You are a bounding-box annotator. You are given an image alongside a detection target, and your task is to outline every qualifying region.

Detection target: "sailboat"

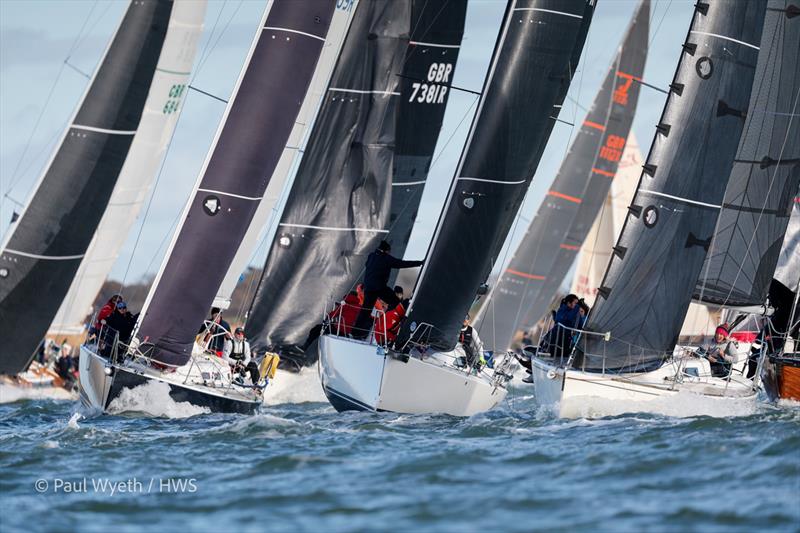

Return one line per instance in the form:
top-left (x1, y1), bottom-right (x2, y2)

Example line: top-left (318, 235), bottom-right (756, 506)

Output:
top-left (79, 0), bottom-right (339, 414)
top-left (530, 0), bottom-right (772, 417)
top-left (242, 0), bottom-right (469, 370)
top-left (475, 0), bottom-right (649, 354)
top-left (0, 0), bottom-right (178, 376)
top-left (49, 1), bottom-right (207, 338)
top-left (319, 0), bottom-right (597, 416)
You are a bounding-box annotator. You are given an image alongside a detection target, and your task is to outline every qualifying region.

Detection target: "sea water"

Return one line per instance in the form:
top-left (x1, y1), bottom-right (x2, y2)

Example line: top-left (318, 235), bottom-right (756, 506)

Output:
top-left (1, 372), bottom-right (798, 532)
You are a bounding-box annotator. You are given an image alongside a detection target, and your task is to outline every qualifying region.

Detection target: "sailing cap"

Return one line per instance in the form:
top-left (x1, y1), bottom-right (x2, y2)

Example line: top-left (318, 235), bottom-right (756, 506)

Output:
top-left (116, 301), bottom-right (127, 309)
top-left (715, 323), bottom-right (729, 336)
top-left (234, 327), bottom-right (245, 335)
top-left (378, 240), bottom-right (391, 252)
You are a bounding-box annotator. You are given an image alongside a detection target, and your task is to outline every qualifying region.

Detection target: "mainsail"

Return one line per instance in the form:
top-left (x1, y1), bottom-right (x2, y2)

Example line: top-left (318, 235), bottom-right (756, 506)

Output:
top-left (694, 0), bottom-right (800, 308)
top-left (50, 0), bottom-right (207, 335)
top-left (581, 0), bottom-right (768, 372)
top-left (245, 0), bottom-right (468, 354)
top-left (474, 0), bottom-right (647, 352)
top-left (398, 0), bottom-right (596, 352)
top-left (0, 0), bottom-right (174, 375)
top-left (213, 1), bottom-right (359, 310)
top-left (136, 0), bottom-right (336, 366)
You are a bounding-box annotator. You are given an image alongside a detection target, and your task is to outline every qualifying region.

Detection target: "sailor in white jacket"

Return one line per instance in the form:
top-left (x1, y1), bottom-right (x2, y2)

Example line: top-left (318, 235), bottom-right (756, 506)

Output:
top-left (223, 327), bottom-right (260, 384)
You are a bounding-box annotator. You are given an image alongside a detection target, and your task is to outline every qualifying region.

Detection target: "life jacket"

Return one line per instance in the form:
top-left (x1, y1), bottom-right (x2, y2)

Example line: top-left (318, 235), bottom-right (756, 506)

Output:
top-left (374, 302), bottom-right (406, 345)
top-left (229, 340), bottom-right (248, 361)
top-left (329, 293), bottom-right (362, 335)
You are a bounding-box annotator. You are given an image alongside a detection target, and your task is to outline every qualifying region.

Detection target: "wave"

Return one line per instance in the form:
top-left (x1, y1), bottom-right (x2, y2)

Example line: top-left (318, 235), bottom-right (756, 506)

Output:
top-left (106, 380), bottom-right (211, 418)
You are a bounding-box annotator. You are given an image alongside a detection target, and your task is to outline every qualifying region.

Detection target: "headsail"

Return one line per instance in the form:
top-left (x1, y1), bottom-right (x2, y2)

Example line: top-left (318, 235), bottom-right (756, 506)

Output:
top-left (245, 0), bottom-right (468, 354)
top-left (136, 0), bottom-right (336, 366)
top-left (474, 0), bottom-right (647, 352)
top-left (0, 0), bottom-right (174, 375)
top-left (694, 0), bottom-right (800, 308)
top-left (581, 0), bottom-right (768, 372)
top-left (49, 0), bottom-right (207, 335)
top-left (775, 197), bottom-right (800, 290)
top-left (398, 0), bottom-right (596, 352)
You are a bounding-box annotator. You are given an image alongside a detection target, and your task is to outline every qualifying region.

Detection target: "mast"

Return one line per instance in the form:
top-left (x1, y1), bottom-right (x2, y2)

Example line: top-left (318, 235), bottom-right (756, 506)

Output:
top-left (694, 0), bottom-right (800, 308)
top-left (475, 0), bottom-right (649, 352)
top-left (50, 0), bottom-right (208, 335)
top-left (136, 0), bottom-right (337, 366)
top-left (213, 0), bottom-right (359, 310)
top-left (397, 0), bottom-right (596, 352)
top-left (581, 0), bottom-right (768, 373)
top-left (244, 0), bottom-right (468, 355)
top-left (0, 0), bottom-right (174, 375)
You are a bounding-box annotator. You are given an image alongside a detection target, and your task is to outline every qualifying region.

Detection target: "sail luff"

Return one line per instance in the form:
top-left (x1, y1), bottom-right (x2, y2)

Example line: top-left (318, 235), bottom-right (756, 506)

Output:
top-left (244, 0), bottom-right (469, 356)
top-left (472, 0), bottom-right (648, 352)
top-left (694, 0), bottom-right (800, 308)
top-left (398, 0), bottom-right (596, 352)
top-left (581, 0), bottom-right (768, 373)
top-left (49, 0), bottom-right (208, 335)
top-left (136, 0), bottom-right (337, 366)
top-left (0, 0), bottom-right (174, 374)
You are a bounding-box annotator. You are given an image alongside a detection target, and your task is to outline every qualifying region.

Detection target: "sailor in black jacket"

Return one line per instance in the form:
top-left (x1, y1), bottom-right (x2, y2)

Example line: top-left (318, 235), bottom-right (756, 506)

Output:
top-left (352, 241), bottom-right (423, 339)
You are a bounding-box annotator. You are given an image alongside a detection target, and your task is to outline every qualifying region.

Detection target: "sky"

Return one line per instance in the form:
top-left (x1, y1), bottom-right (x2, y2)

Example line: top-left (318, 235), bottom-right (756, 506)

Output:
top-left (0, 0), bottom-right (697, 289)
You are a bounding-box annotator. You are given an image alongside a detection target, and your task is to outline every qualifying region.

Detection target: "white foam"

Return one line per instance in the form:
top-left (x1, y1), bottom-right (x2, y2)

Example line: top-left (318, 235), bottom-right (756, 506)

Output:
top-left (67, 412), bottom-right (83, 429)
top-left (0, 383), bottom-right (76, 403)
top-left (262, 367), bottom-right (327, 406)
top-left (42, 440), bottom-right (60, 449)
top-left (107, 380), bottom-right (210, 418)
top-left (558, 390), bottom-right (761, 419)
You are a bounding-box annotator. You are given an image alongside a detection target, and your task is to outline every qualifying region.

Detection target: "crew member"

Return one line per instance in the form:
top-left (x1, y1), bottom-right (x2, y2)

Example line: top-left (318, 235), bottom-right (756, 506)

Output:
top-left (223, 327), bottom-right (260, 385)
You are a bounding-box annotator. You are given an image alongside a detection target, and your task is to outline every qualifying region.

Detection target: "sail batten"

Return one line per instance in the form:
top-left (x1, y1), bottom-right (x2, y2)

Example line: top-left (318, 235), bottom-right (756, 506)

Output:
top-left (398, 0), bottom-right (596, 352)
top-left (0, 0), bottom-right (175, 374)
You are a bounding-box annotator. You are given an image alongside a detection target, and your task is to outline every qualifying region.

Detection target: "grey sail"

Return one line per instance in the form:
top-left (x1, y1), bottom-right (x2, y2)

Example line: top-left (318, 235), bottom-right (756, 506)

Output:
top-left (580, 0), bottom-right (768, 373)
top-left (477, 0), bottom-right (649, 351)
top-left (245, 0), bottom-right (468, 356)
top-left (398, 0), bottom-right (596, 352)
top-left (137, 0), bottom-right (336, 366)
top-left (774, 197), bottom-right (800, 290)
top-left (0, 0), bottom-right (173, 375)
top-left (694, 0), bottom-right (800, 308)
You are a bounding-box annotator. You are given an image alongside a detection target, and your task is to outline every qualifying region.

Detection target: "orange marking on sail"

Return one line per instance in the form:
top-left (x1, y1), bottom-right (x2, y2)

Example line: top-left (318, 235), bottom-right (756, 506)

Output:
top-left (616, 71), bottom-right (642, 81)
top-left (506, 268), bottom-right (545, 281)
top-left (592, 167), bottom-right (615, 177)
top-left (583, 120), bottom-right (606, 131)
top-left (547, 190), bottom-right (582, 204)
top-left (560, 244), bottom-right (580, 251)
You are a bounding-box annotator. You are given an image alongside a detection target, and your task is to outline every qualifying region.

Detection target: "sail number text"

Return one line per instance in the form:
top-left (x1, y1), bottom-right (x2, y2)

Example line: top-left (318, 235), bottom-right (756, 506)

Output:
top-left (408, 62), bottom-right (453, 104)
top-left (163, 84), bottom-right (186, 115)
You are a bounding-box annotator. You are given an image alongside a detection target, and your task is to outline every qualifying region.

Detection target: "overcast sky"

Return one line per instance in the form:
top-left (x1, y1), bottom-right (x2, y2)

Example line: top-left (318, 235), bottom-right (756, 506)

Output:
top-left (0, 0), bottom-right (696, 288)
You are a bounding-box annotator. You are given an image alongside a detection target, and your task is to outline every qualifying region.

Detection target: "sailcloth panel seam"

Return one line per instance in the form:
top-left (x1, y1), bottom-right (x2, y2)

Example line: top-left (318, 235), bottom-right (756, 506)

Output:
top-left (71, 125), bottom-right (137, 135)
top-left (513, 7), bottom-right (583, 19)
top-left (328, 88), bottom-right (401, 96)
top-left (392, 180), bottom-right (426, 186)
top-left (457, 177), bottom-right (527, 185)
top-left (4, 250), bottom-right (85, 260)
top-left (409, 41), bottom-right (460, 48)
top-left (196, 188), bottom-right (261, 201)
top-left (278, 223), bottom-right (389, 233)
top-left (261, 26), bottom-right (326, 41)
top-left (641, 190), bottom-right (722, 209)
top-left (689, 30), bottom-right (760, 50)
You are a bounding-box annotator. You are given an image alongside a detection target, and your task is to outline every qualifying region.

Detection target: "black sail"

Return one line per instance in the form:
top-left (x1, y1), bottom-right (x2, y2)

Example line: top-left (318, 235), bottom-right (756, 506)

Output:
top-left (0, 0), bottom-right (173, 375)
top-left (694, 0), bottom-right (800, 308)
top-left (580, 0), bottom-right (768, 373)
top-left (398, 0), bottom-right (596, 352)
top-left (246, 0), bottom-right (468, 354)
top-left (477, 0), bottom-right (649, 351)
top-left (137, 0), bottom-right (336, 366)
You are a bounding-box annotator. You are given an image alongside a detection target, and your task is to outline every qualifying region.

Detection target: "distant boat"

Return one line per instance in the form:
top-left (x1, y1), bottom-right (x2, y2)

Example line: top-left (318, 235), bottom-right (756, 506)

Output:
top-left (530, 0), bottom-right (771, 417)
top-left (319, 0), bottom-right (597, 416)
top-left (48, 1), bottom-right (207, 338)
top-left (79, 0), bottom-right (339, 414)
top-left (474, 0), bottom-right (649, 353)
top-left (242, 0), bottom-right (469, 370)
top-left (0, 0), bottom-right (178, 376)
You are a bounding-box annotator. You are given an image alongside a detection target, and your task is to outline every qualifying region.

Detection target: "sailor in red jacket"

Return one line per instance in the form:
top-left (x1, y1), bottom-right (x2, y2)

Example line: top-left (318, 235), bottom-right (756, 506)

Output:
top-left (373, 299), bottom-right (407, 345)
top-left (330, 284), bottom-right (364, 336)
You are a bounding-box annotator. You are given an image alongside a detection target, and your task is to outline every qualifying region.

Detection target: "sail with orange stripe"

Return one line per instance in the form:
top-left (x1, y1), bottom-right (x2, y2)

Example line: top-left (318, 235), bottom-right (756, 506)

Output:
top-left (475, 0), bottom-right (649, 351)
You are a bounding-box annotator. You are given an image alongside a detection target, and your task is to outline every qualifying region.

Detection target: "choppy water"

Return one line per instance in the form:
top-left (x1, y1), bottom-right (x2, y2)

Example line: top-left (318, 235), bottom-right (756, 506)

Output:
top-left (1, 372), bottom-right (798, 533)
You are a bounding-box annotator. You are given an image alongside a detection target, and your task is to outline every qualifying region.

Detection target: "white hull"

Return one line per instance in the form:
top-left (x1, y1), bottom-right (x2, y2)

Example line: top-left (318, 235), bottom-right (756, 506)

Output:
top-left (531, 356), bottom-right (757, 418)
top-left (318, 335), bottom-right (508, 416)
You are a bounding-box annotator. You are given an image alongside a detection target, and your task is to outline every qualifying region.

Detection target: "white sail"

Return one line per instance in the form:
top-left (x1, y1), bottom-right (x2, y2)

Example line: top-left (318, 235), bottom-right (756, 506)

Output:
top-left (49, 0), bottom-right (207, 334)
top-left (571, 134), bottom-right (642, 305)
top-left (212, 0), bottom-right (359, 309)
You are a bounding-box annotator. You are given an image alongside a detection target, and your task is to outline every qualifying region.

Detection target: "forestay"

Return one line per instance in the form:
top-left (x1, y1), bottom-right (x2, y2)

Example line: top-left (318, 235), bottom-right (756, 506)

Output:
top-left (695, 0), bottom-right (800, 308)
top-left (398, 0), bottom-right (596, 352)
top-left (137, 0), bottom-right (336, 367)
top-left (474, 0), bottom-right (647, 352)
top-left (245, 0), bottom-right (468, 355)
top-left (581, 0), bottom-right (768, 373)
top-left (0, 0), bottom-right (174, 375)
